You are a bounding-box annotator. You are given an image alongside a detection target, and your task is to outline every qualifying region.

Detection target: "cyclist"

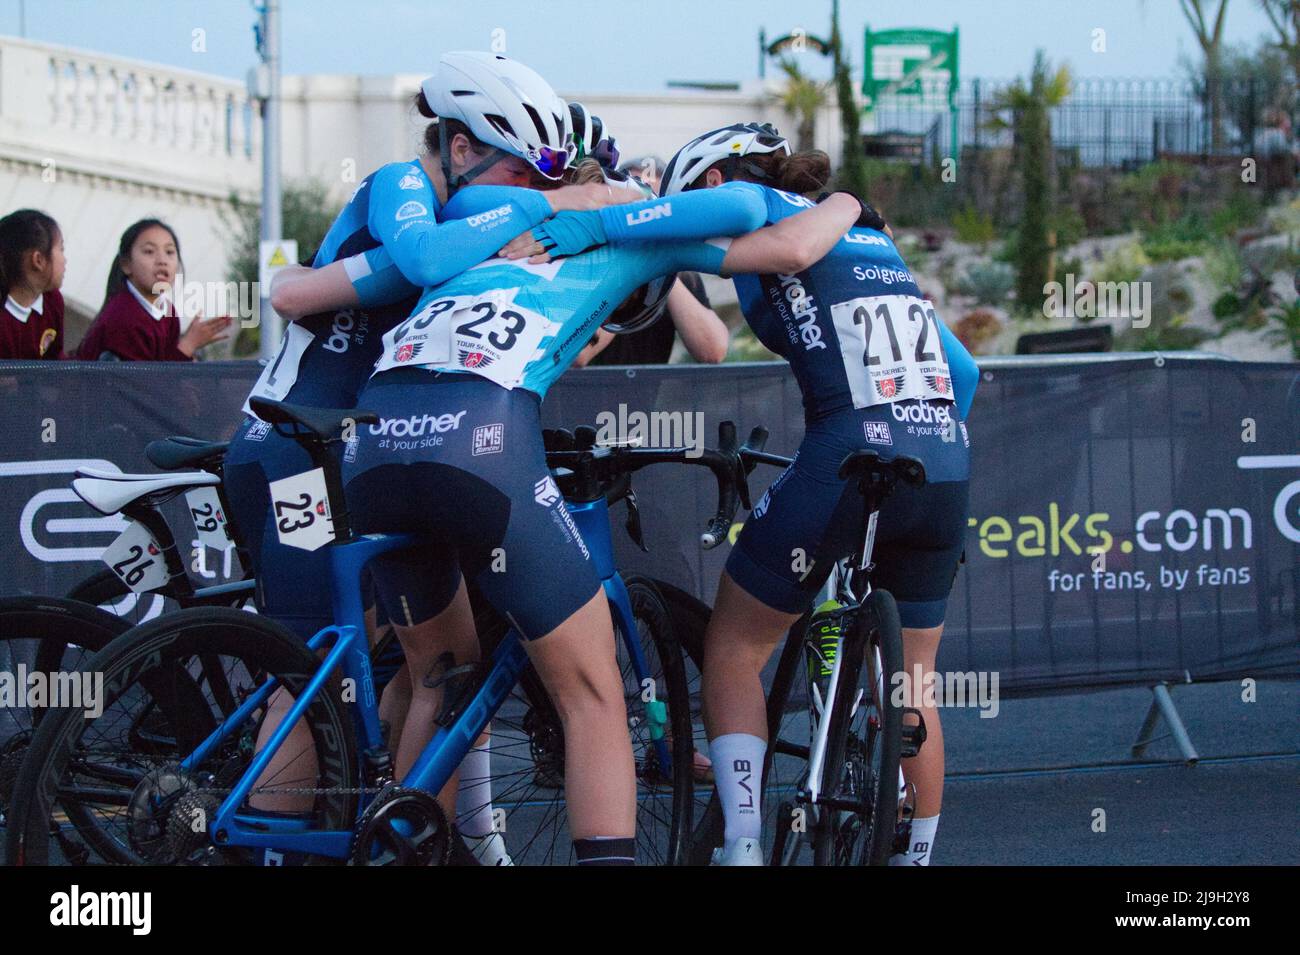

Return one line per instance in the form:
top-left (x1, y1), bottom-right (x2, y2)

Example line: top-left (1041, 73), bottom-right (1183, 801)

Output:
top-left (279, 157), bottom-right (867, 864)
top-left (501, 123), bottom-right (979, 865)
top-left (224, 51), bottom-right (613, 863)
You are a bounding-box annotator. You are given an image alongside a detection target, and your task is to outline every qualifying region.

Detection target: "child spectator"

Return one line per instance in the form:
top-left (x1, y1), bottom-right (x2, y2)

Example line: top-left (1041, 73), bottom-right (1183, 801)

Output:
top-left (77, 218), bottom-right (230, 360)
top-left (0, 209), bottom-right (66, 360)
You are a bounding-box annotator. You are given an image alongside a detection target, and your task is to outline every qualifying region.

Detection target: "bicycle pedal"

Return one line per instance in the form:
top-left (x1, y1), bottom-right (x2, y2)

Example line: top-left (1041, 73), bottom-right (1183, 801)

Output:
top-left (891, 814), bottom-right (914, 857)
top-left (900, 707), bottom-right (928, 758)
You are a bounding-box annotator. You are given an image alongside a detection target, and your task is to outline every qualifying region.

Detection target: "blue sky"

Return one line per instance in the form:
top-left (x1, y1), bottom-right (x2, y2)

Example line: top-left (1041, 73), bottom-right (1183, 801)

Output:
top-left (1, 0), bottom-right (1281, 90)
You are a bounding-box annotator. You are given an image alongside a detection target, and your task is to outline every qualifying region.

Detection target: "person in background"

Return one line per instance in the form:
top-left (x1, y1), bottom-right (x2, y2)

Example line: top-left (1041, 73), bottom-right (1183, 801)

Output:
top-left (76, 218), bottom-right (230, 361)
top-left (0, 209), bottom-right (66, 360)
top-left (577, 271), bottom-right (728, 365)
top-left (574, 155), bottom-right (729, 366)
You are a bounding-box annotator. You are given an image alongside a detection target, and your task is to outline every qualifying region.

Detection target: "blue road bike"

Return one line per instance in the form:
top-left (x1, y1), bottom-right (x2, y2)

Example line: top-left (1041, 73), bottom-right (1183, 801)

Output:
top-left (6, 399), bottom-right (753, 866)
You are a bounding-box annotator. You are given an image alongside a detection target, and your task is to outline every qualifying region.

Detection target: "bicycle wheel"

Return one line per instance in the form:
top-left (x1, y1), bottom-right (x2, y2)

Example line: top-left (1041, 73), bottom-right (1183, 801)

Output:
top-left (455, 575), bottom-right (693, 865)
top-left (5, 607), bottom-right (358, 866)
top-left (812, 589), bottom-right (904, 867)
top-left (0, 597), bottom-right (129, 827)
top-left (65, 568), bottom-right (175, 625)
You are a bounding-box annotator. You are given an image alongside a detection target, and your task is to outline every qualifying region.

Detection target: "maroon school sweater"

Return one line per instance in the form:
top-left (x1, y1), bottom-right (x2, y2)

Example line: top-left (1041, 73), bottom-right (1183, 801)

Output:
top-left (0, 288), bottom-right (65, 360)
top-left (77, 286), bottom-right (192, 361)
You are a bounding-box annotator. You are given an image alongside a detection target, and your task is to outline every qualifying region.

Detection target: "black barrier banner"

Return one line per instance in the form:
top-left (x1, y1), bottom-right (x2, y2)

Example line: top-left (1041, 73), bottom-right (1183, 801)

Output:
top-left (0, 357), bottom-right (1296, 693)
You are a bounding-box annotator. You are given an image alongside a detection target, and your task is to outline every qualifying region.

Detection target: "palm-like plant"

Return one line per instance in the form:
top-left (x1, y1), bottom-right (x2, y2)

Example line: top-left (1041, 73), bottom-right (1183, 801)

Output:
top-left (982, 52), bottom-right (1072, 314)
top-left (775, 57), bottom-right (829, 152)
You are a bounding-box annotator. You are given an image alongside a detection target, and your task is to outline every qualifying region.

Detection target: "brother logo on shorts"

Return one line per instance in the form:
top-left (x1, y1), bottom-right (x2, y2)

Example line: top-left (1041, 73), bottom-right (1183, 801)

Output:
top-left (473, 423), bottom-right (504, 456)
top-left (369, 411), bottom-right (467, 438)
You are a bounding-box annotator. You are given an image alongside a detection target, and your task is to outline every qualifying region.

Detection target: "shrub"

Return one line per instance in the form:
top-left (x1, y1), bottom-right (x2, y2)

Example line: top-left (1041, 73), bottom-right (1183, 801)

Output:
top-left (1212, 292), bottom-right (1244, 319)
top-left (1141, 216), bottom-right (1207, 262)
top-left (952, 206), bottom-right (996, 247)
top-left (1094, 242), bottom-right (1150, 286)
top-left (953, 309), bottom-right (1003, 353)
top-left (956, 261), bottom-right (1015, 305)
top-left (1268, 301), bottom-right (1300, 359)
top-left (1203, 239), bottom-right (1243, 293)
top-left (1209, 192), bottom-right (1265, 238)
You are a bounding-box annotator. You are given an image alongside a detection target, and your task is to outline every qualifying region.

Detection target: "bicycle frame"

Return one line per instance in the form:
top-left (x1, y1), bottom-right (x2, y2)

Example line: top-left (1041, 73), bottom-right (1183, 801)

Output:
top-left (201, 493), bottom-right (669, 860)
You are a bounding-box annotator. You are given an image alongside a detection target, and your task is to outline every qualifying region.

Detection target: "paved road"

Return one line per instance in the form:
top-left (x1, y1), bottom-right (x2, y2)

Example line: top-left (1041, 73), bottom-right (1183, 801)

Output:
top-left (909, 679), bottom-right (1298, 865)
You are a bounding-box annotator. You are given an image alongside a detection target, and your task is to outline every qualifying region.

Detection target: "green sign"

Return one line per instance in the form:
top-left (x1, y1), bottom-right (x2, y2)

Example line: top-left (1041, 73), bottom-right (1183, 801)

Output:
top-left (862, 26), bottom-right (959, 111)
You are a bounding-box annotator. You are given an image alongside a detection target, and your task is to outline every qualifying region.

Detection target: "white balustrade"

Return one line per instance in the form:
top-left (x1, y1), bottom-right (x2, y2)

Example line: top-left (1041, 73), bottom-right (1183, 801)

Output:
top-left (0, 37), bottom-right (258, 196)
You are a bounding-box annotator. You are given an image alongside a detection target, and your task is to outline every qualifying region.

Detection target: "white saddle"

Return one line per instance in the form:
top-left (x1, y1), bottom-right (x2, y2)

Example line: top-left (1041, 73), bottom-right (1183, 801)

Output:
top-left (72, 467), bottom-right (220, 516)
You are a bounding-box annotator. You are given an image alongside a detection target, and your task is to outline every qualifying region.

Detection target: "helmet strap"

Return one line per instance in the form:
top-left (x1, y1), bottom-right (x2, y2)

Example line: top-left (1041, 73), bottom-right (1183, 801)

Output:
top-left (439, 129), bottom-right (507, 196)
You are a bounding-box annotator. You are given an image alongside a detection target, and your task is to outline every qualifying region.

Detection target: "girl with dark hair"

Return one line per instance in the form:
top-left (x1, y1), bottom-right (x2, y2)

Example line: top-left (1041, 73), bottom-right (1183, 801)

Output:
top-left (76, 219), bottom-right (231, 361)
top-left (0, 209), bottom-right (66, 360)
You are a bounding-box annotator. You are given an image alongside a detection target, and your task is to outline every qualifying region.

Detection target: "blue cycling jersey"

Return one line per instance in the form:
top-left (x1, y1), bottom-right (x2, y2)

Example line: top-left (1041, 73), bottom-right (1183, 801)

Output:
top-left (582, 181), bottom-right (979, 421)
top-left (240, 170), bottom-right (554, 417)
top-left (321, 160), bottom-right (553, 305)
top-left (370, 209), bottom-right (726, 399)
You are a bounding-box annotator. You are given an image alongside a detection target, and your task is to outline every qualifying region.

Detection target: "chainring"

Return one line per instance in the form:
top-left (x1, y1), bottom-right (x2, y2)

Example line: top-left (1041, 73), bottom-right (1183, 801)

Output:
top-left (348, 785), bottom-right (451, 866)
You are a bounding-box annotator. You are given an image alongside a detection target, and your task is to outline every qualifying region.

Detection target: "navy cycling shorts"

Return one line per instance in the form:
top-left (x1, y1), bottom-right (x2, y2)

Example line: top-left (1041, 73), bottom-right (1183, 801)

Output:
top-left (342, 369), bottom-right (601, 639)
top-left (223, 417), bottom-right (429, 638)
top-left (726, 398), bottom-right (971, 629)
top-left (223, 417), bottom-right (337, 639)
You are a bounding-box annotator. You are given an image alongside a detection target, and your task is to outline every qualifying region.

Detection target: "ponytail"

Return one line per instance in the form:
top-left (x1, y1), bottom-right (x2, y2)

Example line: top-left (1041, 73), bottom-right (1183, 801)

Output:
top-left (103, 218), bottom-right (182, 309)
top-left (0, 209), bottom-right (60, 301)
top-left (696, 148), bottom-right (832, 195)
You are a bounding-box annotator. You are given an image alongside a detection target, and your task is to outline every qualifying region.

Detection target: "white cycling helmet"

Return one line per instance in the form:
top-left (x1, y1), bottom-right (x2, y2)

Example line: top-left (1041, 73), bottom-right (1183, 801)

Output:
top-left (569, 102), bottom-right (620, 172)
top-left (420, 51), bottom-right (575, 187)
top-left (603, 175), bottom-right (675, 335)
top-left (660, 122), bottom-right (790, 197)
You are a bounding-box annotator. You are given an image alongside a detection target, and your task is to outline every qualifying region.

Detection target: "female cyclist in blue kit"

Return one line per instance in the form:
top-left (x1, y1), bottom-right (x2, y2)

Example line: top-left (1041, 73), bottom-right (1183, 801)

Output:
top-left (222, 52), bottom-right (623, 863)
top-left (504, 123), bottom-right (979, 865)
top-left (274, 146), bottom-right (874, 861)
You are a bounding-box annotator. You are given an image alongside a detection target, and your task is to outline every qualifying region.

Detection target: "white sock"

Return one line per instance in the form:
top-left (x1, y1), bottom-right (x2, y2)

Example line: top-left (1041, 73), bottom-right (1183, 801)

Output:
top-left (889, 813), bottom-right (939, 866)
top-left (710, 733), bottom-right (765, 844)
top-left (456, 736), bottom-right (496, 839)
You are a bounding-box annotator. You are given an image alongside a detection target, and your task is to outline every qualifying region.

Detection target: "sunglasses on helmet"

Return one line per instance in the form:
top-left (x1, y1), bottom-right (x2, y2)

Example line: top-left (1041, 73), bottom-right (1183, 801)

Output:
top-left (531, 143), bottom-right (576, 180)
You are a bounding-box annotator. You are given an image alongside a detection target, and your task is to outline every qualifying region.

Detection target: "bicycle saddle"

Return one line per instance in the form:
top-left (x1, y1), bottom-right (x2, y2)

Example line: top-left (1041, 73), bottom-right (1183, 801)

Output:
top-left (837, 450), bottom-right (926, 487)
top-left (72, 468), bottom-right (220, 514)
top-left (249, 398), bottom-right (379, 441)
top-left (145, 436), bottom-right (229, 472)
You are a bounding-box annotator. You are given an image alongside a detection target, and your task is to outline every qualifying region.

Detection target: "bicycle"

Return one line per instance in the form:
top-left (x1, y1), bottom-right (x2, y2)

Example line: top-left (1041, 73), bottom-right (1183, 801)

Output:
top-left (5, 399), bottom-right (747, 866)
top-left (0, 437), bottom-right (253, 828)
top-left (687, 445), bottom-right (930, 866)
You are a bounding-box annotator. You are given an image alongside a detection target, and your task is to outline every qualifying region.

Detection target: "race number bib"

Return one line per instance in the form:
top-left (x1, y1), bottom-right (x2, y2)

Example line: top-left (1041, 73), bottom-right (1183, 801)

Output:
top-left (101, 521), bottom-right (170, 594)
top-left (243, 323), bottom-right (315, 417)
top-left (185, 486), bottom-right (232, 549)
top-left (268, 468), bottom-right (335, 552)
top-left (374, 290), bottom-right (559, 390)
top-left (828, 294), bottom-right (954, 409)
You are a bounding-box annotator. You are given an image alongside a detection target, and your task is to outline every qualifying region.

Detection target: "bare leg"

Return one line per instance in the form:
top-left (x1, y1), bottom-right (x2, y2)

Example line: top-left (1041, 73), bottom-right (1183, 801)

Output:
top-left (389, 578), bottom-right (479, 817)
top-left (523, 589), bottom-right (635, 840)
top-left (899, 624), bottom-right (945, 818)
top-left (701, 572), bottom-right (799, 741)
